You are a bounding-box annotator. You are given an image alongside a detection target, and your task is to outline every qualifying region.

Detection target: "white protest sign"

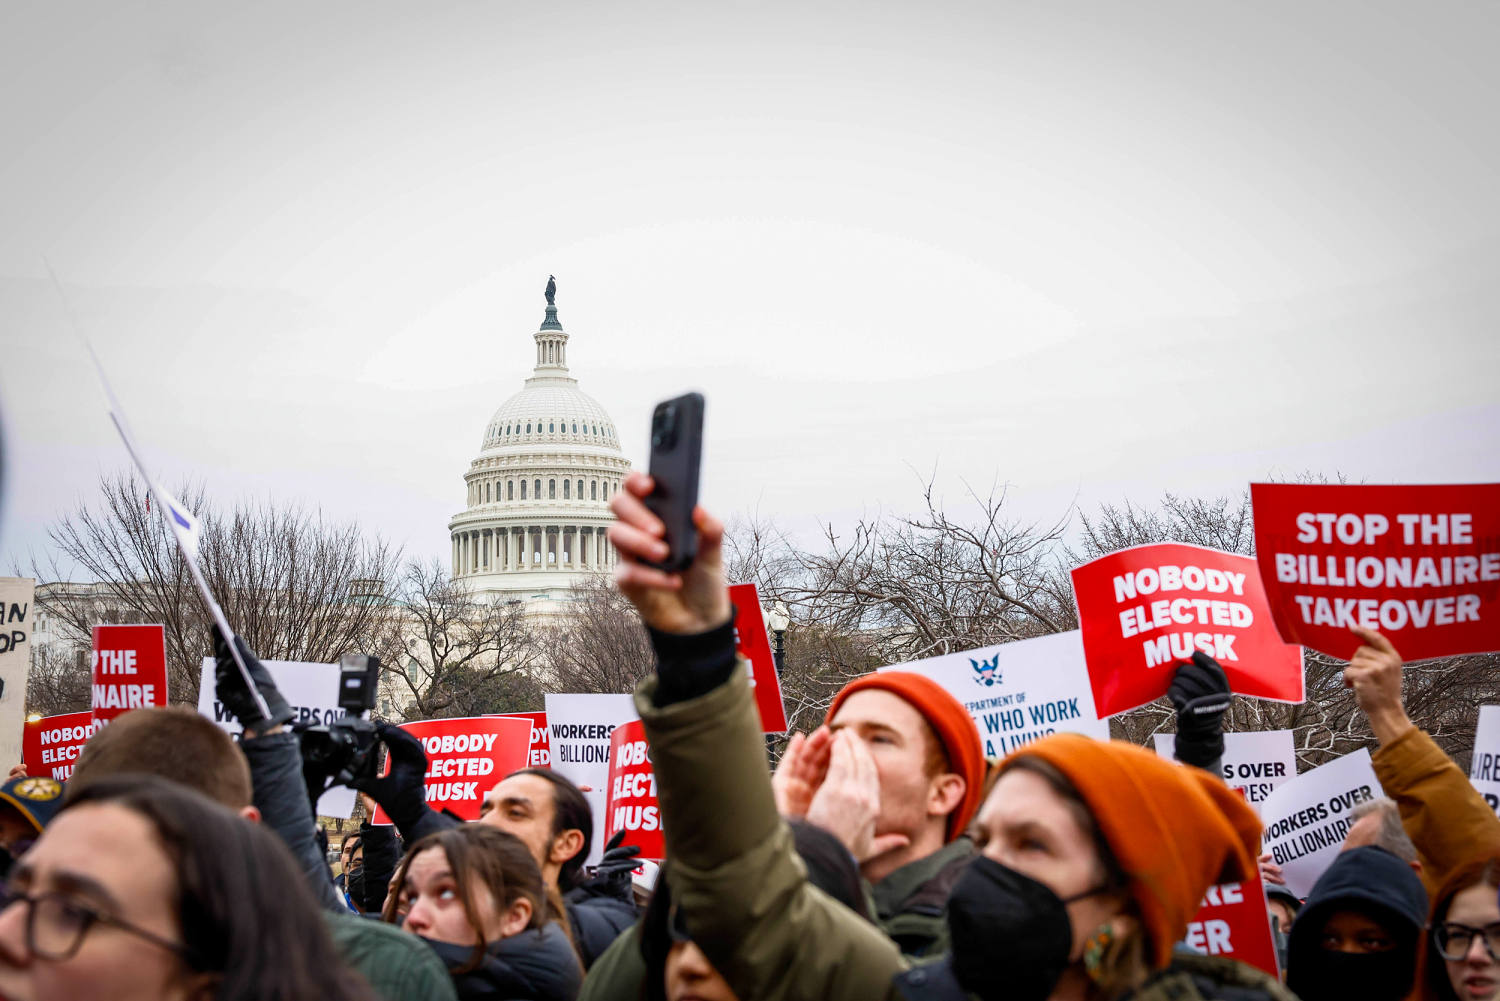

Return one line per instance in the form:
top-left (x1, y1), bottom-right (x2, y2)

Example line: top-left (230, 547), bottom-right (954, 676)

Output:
top-left (1469, 706), bottom-right (1500, 817)
top-left (544, 692), bottom-right (639, 867)
top-left (1259, 747), bottom-right (1380, 898)
top-left (0, 578), bottom-right (35, 769)
top-left (196, 657), bottom-right (359, 818)
top-left (1153, 730), bottom-right (1298, 811)
top-left (879, 631), bottom-right (1110, 756)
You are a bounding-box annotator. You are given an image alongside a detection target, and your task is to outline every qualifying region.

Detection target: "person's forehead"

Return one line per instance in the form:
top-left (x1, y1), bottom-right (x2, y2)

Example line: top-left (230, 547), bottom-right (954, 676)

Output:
top-left (979, 769), bottom-right (1077, 832)
top-left (831, 689), bottom-right (928, 737)
top-left (487, 773), bottom-right (557, 815)
top-left (25, 804), bottom-right (175, 911)
top-left (1447, 882), bottom-right (1500, 924)
top-left (404, 847), bottom-right (453, 885)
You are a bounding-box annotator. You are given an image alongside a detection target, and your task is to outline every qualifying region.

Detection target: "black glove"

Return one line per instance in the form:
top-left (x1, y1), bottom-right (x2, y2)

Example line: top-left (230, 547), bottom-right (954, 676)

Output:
top-left (1168, 652), bottom-right (1231, 770)
top-left (349, 723), bottom-right (432, 838)
top-left (575, 830), bottom-right (641, 901)
top-left (212, 626), bottom-right (294, 733)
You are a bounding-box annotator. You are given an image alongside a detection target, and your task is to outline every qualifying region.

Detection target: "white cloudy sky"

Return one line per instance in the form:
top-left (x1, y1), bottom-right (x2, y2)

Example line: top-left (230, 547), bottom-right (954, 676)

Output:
top-left (2, 0), bottom-right (1496, 576)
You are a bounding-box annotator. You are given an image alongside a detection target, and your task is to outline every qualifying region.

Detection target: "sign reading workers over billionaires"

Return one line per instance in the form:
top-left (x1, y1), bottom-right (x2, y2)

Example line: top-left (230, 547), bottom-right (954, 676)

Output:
top-left (1251, 483), bottom-right (1500, 661)
top-left (879, 631), bottom-right (1110, 757)
top-left (544, 692), bottom-right (639, 867)
top-left (1153, 729), bottom-right (1298, 810)
top-left (1469, 706), bottom-right (1500, 817)
top-left (370, 716), bottom-right (532, 825)
top-left (196, 655), bottom-right (364, 818)
top-left (1072, 543), bottom-right (1304, 717)
top-left (22, 711), bottom-right (100, 782)
top-left (1259, 747), bottom-right (1379, 898)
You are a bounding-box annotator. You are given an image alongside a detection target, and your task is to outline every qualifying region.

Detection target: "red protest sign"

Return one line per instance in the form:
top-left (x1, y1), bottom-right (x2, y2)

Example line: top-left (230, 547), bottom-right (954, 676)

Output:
top-left (496, 712), bottom-right (550, 768)
top-left (1184, 868), bottom-right (1280, 978)
top-left (370, 716), bottom-right (533, 824)
top-left (728, 583), bottom-right (788, 733)
top-left (1251, 483), bottom-right (1500, 661)
top-left (90, 624), bottom-right (168, 725)
top-left (22, 711), bottom-right (100, 782)
top-left (605, 719), bottom-right (663, 860)
top-left (1071, 543), bottom-right (1304, 717)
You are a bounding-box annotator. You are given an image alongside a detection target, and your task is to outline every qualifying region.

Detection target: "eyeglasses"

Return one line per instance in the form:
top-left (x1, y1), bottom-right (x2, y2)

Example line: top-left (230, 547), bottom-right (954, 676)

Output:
top-left (0, 889), bottom-right (200, 966)
top-left (1434, 922), bottom-right (1500, 962)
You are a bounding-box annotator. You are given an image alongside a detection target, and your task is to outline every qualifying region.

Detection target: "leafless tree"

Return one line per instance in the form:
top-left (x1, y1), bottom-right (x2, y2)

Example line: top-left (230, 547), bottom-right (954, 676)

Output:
top-left (794, 479), bottom-right (1068, 666)
top-left (31, 472), bottom-right (400, 707)
top-left (366, 560), bottom-right (544, 720)
top-left (23, 644), bottom-right (93, 717)
top-left (537, 574), bottom-right (655, 695)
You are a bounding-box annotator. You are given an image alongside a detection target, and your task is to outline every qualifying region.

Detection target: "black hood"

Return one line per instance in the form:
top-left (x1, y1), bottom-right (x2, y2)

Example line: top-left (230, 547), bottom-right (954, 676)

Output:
top-left (1286, 846), bottom-right (1429, 1001)
top-left (423, 921), bottom-right (582, 1001)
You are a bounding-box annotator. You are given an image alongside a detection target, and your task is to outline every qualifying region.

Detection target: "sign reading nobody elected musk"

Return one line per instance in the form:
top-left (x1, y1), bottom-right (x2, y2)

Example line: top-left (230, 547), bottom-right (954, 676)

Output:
top-left (1259, 748), bottom-right (1380, 898)
top-left (545, 692), bottom-right (639, 867)
top-left (370, 716), bottom-right (532, 825)
top-left (1470, 706), bottom-right (1500, 816)
top-left (493, 712), bottom-right (550, 767)
top-left (91, 624), bottom-right (168, 723)
top-left (1071, 543), bottom-right (1304, 717)
top-left (1153, 730), bottom-right (1297, 809)
top-left (197, 655), bottom-right (364, 818)
top-left (605, 720), bottom-right (663, 861)
top-left (1251, 482), bottom-right (1500, 661)
top-left (879, 631), bottom-right (1110, 757)
top-left (22, 711), bottom-right (100, 782)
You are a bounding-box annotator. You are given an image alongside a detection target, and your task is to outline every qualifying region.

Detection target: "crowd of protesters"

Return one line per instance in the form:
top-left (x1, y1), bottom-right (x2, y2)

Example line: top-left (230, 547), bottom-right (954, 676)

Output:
top-left (0, 470), bottom-right (1495, 1000)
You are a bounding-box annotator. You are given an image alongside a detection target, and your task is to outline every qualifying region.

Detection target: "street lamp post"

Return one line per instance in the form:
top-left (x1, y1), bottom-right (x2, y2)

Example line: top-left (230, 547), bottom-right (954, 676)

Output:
top-left (766, 601), bottom-right (790, 677)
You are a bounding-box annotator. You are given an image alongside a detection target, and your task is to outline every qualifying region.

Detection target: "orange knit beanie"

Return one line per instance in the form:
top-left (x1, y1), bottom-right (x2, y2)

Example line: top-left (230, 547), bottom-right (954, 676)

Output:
top-left (1004, 733), bottom-right (1260, 969)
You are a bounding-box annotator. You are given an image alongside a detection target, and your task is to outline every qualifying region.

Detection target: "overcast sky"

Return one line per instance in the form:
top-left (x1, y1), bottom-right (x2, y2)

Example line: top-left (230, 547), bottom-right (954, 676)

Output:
top-left (3, 1), bottom-right (1496, 577)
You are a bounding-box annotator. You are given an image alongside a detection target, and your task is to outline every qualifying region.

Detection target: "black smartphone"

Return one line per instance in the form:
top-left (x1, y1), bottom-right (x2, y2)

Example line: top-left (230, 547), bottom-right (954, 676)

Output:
top-left (643, 392), bottom-right (704, 571)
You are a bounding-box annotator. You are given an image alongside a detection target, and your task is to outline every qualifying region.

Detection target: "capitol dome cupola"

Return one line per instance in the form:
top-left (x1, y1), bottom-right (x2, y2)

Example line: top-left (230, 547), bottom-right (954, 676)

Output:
top-left (448, 278), bottom-right (632, 599)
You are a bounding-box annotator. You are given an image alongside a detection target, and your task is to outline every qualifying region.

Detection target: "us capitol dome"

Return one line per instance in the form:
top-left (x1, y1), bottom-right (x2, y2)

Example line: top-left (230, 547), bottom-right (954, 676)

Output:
top-left (448, 279), bottom-right (631, 601)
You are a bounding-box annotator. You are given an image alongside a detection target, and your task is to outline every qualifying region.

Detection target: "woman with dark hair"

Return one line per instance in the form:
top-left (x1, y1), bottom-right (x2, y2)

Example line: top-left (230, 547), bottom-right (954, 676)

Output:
top-left (1423, 857), bottom-right (1500, 1001)
top-left (0, 773), bottom-right (376, 1001)
top-left (386, 825), bottom-right (582, 1001)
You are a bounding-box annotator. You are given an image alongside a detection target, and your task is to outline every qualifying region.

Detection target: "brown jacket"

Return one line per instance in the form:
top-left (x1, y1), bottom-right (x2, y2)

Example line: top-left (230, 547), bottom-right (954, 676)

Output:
top-left (1372, 724), bottom-right (1500, 901)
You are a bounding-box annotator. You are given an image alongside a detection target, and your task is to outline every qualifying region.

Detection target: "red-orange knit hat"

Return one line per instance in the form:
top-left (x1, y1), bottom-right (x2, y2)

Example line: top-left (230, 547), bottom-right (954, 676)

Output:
top-left (826, 672), bottom-right (985, 841)
top-left (1003, 733), bottom-right (1260, 969)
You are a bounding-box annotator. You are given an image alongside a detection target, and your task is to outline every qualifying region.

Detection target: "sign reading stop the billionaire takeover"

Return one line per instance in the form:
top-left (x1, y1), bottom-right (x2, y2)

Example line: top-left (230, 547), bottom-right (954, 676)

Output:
top-left (91, 624), bottom-right (168, 725)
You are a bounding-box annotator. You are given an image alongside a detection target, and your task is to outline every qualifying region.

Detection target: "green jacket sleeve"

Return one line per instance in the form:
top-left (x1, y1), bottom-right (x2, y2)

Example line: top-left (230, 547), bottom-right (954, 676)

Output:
top-left (1372, 724), bottom-right (1500, 900)
top-left (635, 663), bottom-right (906, 1001)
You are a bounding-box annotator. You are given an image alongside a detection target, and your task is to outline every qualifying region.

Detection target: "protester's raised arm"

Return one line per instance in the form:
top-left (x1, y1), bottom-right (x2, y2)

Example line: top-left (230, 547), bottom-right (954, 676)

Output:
top-left (1345, 626), bottom-right (1415, 746)
top-left (1168, 652), bottom-right (1231, 775)
top-left (214, 627), bottom-right (345, 913)
top-left (1349, 627), bottom-right (1500, 894)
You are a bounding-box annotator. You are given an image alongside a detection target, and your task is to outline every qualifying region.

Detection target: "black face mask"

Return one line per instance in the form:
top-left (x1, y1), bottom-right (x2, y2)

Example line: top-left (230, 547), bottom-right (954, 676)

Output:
top-left (345, 867), bottom-right (367, 910)
top-left (947, 857), bottom-right (1108, 1001)
top-left (1288, 947), bottom-right (1415, 1001)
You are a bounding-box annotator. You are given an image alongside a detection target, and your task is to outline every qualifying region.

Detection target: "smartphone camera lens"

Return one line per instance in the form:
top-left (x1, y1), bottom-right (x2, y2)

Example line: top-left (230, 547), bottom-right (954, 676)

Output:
top-left (652, 405), bottom-right (678, 449)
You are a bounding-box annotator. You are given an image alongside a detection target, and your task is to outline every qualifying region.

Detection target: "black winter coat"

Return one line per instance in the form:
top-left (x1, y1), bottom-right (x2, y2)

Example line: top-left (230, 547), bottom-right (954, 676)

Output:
top-left (424, 922), bottom-right (583, 1001)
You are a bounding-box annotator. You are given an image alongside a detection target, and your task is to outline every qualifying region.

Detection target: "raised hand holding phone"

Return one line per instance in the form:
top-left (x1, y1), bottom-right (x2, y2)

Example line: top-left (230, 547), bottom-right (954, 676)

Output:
top-left (642, 392), bottom-right (704, 571)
